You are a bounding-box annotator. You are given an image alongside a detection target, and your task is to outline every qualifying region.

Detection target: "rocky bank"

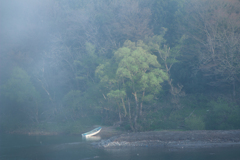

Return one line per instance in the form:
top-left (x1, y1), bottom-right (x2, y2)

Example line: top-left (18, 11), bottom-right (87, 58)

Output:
top-left (94, 130), bottom-right (240, 149)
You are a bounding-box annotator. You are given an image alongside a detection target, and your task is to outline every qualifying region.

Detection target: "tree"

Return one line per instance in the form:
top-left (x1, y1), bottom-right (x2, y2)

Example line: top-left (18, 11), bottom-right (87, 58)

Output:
top-left (96, 39), bottom-right (168, 130)
top-left (145, 32), bottom-right (186, 107)
top-left (63, 90), bottom-right (82, 120)
top-left (149, 0), bottom-right (183, 45)
top-left (1, 67), bottom-right (41, 123)
top-left (107, 90), bottom-right (127, 123)
top-left (183, 0), bottom-right (240, 99)
top-left (111, 0), bottom-right (152, 42)
top-left (74, 42), bottom-right (101, 90)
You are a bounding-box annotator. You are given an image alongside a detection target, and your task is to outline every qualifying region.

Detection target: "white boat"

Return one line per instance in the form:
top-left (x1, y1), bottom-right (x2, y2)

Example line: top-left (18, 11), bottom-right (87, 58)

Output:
top-left (82, 136), bottom-right (101, 141)
top-left (82, 127), bottom-right (102, 137)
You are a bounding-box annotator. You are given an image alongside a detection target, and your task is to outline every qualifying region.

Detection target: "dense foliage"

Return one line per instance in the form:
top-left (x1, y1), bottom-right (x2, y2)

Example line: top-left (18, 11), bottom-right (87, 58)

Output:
top-left (0, 0), bottom-right (240, 132)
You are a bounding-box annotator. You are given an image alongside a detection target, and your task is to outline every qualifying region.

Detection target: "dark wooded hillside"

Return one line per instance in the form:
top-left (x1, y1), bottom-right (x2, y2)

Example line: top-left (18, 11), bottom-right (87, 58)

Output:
top-left (0, 0), bottom-right (240, 133)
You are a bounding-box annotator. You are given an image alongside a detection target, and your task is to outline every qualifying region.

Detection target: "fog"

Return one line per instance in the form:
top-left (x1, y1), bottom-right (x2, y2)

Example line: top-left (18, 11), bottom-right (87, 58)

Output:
top-left (0, 0), bottom-right (240, 134)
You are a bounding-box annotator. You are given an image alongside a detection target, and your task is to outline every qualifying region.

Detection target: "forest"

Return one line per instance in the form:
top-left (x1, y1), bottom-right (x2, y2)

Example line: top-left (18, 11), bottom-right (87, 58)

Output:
top-left (0, 0), bottom-right (240, 134)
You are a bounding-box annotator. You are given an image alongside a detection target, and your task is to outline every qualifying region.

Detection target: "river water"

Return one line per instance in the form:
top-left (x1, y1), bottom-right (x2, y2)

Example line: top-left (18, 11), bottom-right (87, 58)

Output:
top-left (0, 134), bottom-right (240, 160)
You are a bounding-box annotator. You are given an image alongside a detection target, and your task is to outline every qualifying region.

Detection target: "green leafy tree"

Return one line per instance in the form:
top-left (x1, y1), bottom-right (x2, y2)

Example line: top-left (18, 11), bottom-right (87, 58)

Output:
top-left (63, 90), bottom-right (82, 120)
top-left (96, 39), bottom-right (168, 130)
top-left (107, 90), bottom-right (127, 122)
top-left (74, 42), bottom-right (101, 90)
top-left (1, 67), bottom-right (41, 123)
top-left (150, 0), bottom-right (184, 45)
top-left (145, 32), bottom-right (186, 107)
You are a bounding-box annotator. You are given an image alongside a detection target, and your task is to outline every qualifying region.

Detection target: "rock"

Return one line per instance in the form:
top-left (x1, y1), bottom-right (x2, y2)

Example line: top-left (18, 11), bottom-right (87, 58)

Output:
top-left (93, 130), bottom-right (240, 149)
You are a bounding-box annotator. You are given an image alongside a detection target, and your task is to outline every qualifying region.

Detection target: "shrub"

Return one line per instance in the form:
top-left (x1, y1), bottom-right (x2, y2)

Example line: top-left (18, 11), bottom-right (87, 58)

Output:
top-left (205, 99), bottom-right (240, 130)
top-left (185, 114), bottom-right (205, 130)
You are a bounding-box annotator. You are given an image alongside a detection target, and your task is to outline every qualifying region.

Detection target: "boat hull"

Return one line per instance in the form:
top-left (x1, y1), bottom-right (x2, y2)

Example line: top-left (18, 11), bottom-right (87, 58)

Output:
top-left (82, 127), bottom-right (102, 138)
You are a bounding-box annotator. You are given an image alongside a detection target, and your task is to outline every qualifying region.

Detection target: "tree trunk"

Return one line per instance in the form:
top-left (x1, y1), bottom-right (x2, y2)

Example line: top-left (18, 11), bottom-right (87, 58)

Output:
top-left (117, 102), bottom-right (122, 122)
top-left (119, 112), bottom-right (122, 123)
top-left (139, 91), bottom-right (145, 116)
top-left (35, 101), bottom-right (39, 123)
top-left (233, 78), bottom-right (236, 101)
top-left (132, 92), bottom-right (138, 131)
top-left (128, 98), bottom-right (135, 131)
top-left (121, 98), bottom-right (127, 116)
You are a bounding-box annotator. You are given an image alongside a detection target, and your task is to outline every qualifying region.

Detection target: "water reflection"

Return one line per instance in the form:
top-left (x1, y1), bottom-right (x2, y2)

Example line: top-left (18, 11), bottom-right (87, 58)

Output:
top-left (1, 134), bottom-right (240, 160)
top-left (82, 136), bottom-right (101, 141)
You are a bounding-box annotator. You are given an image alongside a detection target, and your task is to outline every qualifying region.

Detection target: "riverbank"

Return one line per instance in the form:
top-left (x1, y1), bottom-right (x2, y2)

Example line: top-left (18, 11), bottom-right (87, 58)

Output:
top-left (95, 130), bottom-right (240, 149)
top-left (5, 125), bottom-right (240, 150)
top-left (6, 130), bottom-right (59, 135)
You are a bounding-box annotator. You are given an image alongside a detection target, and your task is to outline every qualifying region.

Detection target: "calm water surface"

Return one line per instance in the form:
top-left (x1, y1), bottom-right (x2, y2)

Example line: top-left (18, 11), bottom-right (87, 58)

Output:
top-left (0, 134), bottom-right (240, 160)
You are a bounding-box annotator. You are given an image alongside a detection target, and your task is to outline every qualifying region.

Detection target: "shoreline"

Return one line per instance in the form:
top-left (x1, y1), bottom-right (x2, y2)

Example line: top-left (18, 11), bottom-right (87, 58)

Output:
top-left (95, 130), bottom-right (240, 149)
top-left (4, 126), bottom-right (123, 136)
top-left (5, 127), bottom-right (240, 150)
top-left (6, 130), bottom-right (60, 135)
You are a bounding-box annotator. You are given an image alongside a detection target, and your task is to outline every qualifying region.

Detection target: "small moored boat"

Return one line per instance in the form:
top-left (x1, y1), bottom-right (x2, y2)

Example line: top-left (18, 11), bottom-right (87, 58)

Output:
top-left (82, 127), bottom-right (102, 137)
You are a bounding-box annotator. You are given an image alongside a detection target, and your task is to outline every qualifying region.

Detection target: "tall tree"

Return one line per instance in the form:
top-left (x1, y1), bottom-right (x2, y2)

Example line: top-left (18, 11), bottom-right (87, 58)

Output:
top-left (183, 0), bottom-right (240, 99)
top-left (1, 67), bottom-right (41, 123)
top-left (96, 39), bottom-right (168, 130)
top-left (144, 31), bottom-right (186, 107)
